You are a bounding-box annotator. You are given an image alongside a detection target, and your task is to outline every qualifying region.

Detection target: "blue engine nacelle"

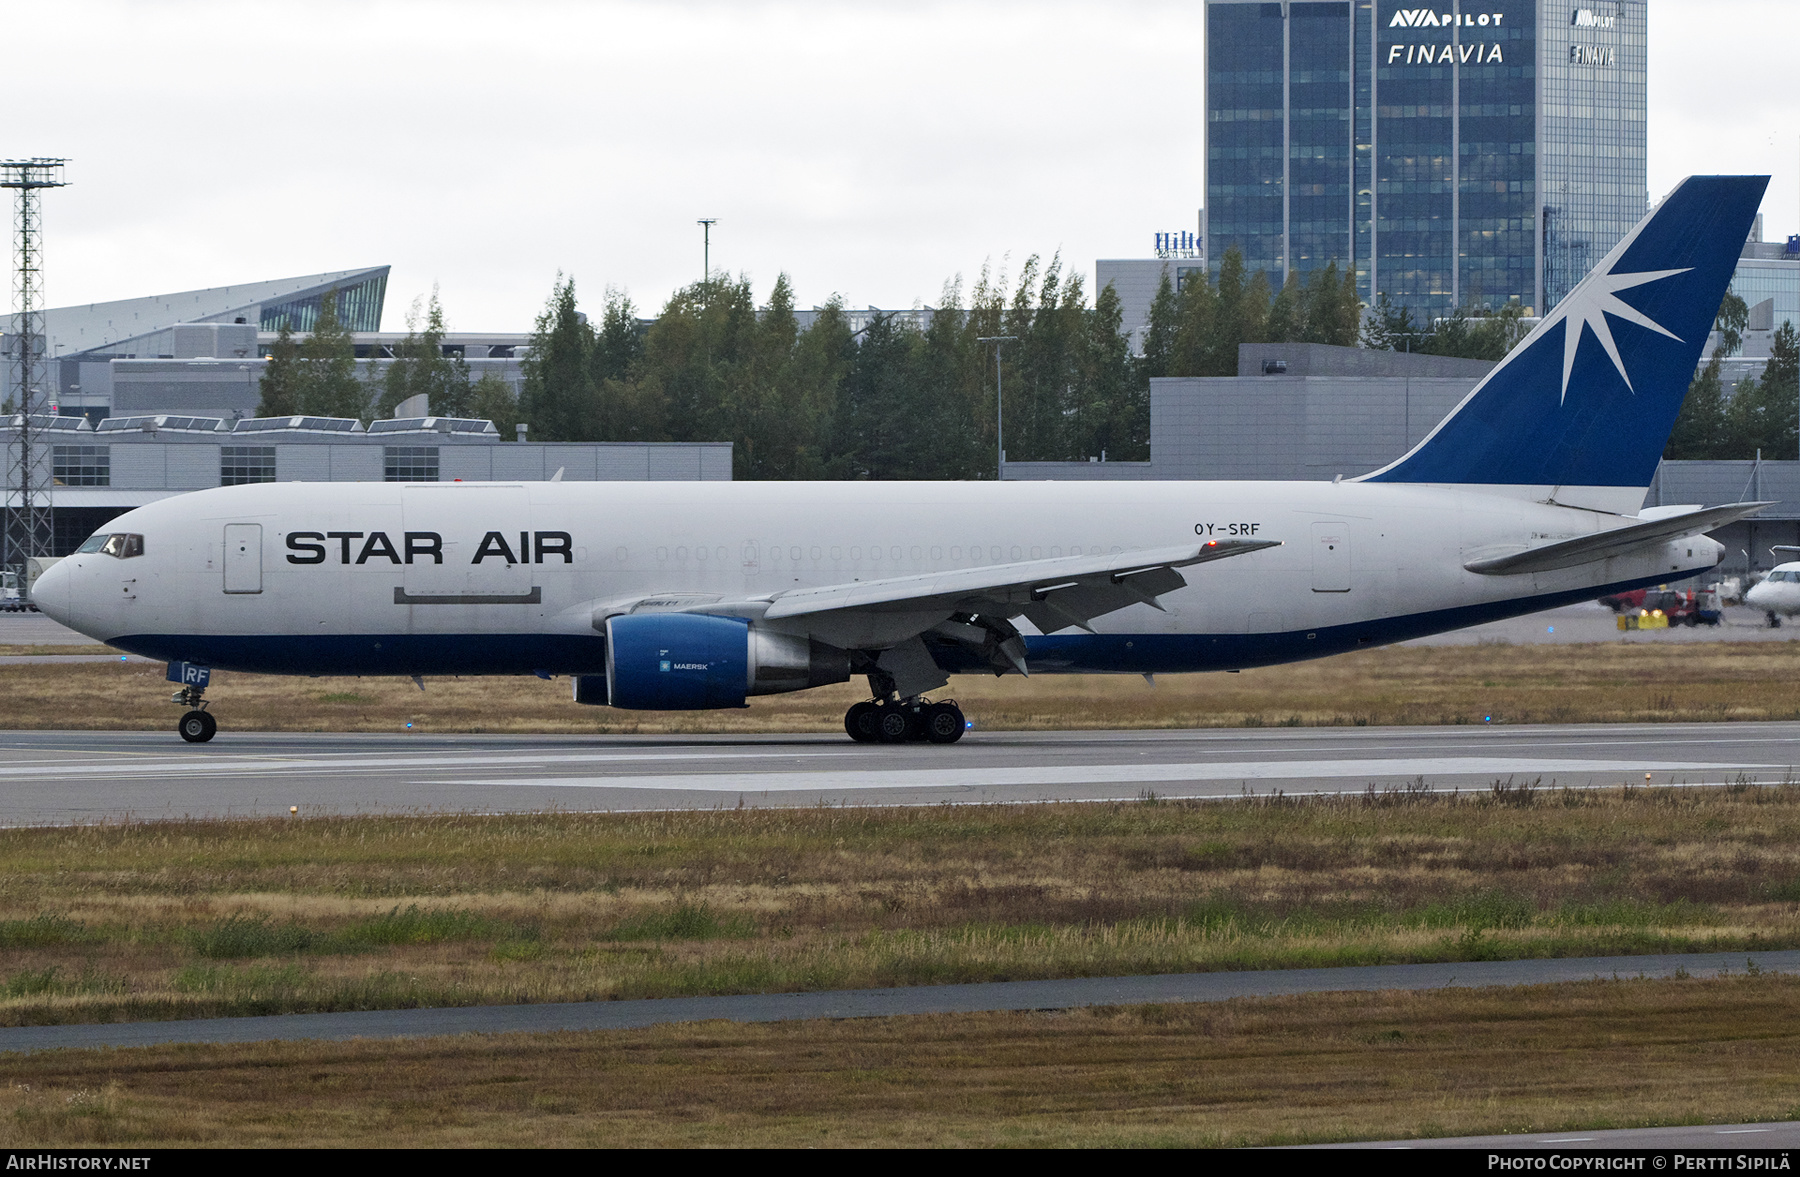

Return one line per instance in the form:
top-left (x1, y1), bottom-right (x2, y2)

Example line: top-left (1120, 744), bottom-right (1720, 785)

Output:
top-left (602, 612), bottom-right (851, 710)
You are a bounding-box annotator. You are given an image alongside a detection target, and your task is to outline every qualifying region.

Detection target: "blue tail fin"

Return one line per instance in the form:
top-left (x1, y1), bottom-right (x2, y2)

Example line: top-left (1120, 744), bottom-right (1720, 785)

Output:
top-left (1363, 175), bottom-right (1768, 501)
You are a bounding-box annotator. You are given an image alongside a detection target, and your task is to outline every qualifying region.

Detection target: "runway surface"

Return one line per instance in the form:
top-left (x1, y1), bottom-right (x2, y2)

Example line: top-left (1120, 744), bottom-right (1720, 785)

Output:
top-left (3, 721), bottom-right (1799, 824)
top-left (1316, 1121), bottom-right (1800, 1149)
top-left (1, 948), bottom-right (1789, 1056)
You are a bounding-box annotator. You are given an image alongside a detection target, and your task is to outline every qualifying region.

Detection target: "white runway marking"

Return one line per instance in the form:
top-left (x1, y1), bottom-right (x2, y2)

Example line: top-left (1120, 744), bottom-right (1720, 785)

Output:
top-left (449, 757), bottom-right (1769, 793)
top-left (0, 747), bottom-right (866, 781)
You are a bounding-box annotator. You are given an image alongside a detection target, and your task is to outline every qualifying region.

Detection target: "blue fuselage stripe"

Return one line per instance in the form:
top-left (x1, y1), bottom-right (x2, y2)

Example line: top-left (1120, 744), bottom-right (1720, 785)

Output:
top-left (107, 572), bottom-right (1682, 679)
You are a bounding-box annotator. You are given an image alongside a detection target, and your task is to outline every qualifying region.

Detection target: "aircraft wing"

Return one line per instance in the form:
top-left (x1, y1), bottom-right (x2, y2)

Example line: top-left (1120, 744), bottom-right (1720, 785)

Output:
top-left (757, 538), bottom-right (1278, 631)
top-left (588, 538), bottom-right (1280, 679)
top-left (1463, 502), bottom-right (1772, 576)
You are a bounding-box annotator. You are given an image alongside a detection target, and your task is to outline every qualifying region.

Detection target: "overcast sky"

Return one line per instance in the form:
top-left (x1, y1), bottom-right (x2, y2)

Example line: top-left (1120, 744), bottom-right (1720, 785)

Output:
top-left (12, 0), bottom-right (1798, 332)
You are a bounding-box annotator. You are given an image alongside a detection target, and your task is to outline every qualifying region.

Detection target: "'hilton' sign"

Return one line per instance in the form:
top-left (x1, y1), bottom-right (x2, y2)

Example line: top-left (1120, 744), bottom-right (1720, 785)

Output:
top-left (1155, 231), bottom-right (1200, 260)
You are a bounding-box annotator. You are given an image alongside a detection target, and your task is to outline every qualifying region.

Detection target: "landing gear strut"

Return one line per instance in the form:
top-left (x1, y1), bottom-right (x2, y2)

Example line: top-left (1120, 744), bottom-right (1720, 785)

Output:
top-left (844, 698), bottom-right (966, 745)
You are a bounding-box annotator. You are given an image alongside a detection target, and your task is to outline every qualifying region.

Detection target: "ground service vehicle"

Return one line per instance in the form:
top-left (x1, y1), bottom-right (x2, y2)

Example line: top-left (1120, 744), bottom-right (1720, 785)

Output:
top-left (32, 176), bottom-right (1772, 743)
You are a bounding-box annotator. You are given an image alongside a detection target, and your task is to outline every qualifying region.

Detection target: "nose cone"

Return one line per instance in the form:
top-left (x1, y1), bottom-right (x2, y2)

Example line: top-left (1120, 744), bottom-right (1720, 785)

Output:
top-left (29, 557), bottom-right (74, 628)
top-left (1746, 582), bottom-right (1770, 608)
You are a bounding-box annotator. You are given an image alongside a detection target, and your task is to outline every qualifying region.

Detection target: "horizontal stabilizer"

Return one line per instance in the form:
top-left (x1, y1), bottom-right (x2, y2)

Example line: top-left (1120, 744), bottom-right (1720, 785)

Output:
top-left (1464, 502), bottom-right (1771, 576)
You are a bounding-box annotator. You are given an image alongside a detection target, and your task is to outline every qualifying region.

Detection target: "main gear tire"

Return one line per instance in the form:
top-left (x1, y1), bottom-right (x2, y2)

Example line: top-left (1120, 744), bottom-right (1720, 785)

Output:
top-left (178, 710), bottom-right (217, 743)
top-left (845, 701), bottom-right (882, 743)
top-left (923, 702), bottom-right (966, 744)
top-left (876, 705), bottom-right (916, 744)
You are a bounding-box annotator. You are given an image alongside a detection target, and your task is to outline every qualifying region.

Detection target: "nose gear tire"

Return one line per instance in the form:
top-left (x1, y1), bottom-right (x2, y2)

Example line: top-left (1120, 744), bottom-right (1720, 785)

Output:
top-left (178, 710), bottom-right (217, 743)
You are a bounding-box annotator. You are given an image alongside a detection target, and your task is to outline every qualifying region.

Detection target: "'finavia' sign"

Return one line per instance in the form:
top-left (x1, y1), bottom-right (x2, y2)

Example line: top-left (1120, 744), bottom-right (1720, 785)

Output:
top-left (1387, 42), bottom-right (1505, 64)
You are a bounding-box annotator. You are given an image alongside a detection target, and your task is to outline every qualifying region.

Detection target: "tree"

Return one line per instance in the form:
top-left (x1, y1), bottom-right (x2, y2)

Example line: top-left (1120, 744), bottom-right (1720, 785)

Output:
top-left (377, 288), bottom-right (471, 418)
top-left (835, 311), bottom-right (922, 478)
top-left (1170, 261), bottom-right (1217, 375)
top-left (1714, 291), bottom-right (1749, 360)
top-left (1665, 299), bottom-right (1784, 459)
top-left (470, 373), bottom-right (521, 438)
top-left (293, 290), bottom-right (366, 419)
top-left (1207, 248), bottom-right (1256, 375)
top-left (1760, 320), bottom-right (1800, 461)
top-left (1077, 280), bottom-right (1144, 461)
top-left (638, 274), bottom-right (758, 444)
top-left (1302, 261), bottom-right (1362, 346)
top-left (1361, 292), bottom-right (1420, 351)
top-left (519, 274), bottom-right (596, 441)
top-left (592, 287), bottom-right (645, 385)
top-left (1266, 270), bottom-right (1302, 344)
top-left (778, 296), bottom-right (855, 479)
top-left (255, 319), bottom-right (301, 417)
top-left (589, 287), bottom-right (658, 442)
top-left (1665, 355), bottom-right (1727, 459)
top-left (727, 273), bottom-right (806, 478)
top-left (1139, 271), bottom-right (1177, 382)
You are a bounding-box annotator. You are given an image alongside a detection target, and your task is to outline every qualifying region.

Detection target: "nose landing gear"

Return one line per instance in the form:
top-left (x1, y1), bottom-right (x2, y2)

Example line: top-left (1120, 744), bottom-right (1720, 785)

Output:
top-left (167, 662), bottom-right (218, 743)
top-left (844, 698), bottom-right (966, 745)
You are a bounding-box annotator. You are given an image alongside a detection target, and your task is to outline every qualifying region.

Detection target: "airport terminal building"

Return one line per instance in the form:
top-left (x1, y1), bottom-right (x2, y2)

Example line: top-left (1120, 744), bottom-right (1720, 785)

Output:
top-left (0, 268), bottom-right (732, 567)
top-left (1, 267), bottom-right (533, 424)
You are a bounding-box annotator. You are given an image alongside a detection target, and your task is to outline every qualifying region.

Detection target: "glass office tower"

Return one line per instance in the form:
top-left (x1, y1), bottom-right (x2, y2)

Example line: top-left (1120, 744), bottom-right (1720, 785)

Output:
top-left (1204, 0), bottom-right (1646, 317)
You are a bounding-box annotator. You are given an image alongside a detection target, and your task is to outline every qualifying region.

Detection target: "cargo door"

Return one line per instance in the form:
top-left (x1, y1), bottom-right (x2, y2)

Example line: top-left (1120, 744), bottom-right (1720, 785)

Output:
top-left (399, 485), bottom-right (535, 603)
top-left (1310, 522), bottom-right (1351, 593)
top-left (223, 523), bottom-right (262, 594)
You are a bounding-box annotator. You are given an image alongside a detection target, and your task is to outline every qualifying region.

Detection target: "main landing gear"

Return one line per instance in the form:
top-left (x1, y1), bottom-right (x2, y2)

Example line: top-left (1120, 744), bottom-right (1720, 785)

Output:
top-left (844, 698), bottom-right (967, 745)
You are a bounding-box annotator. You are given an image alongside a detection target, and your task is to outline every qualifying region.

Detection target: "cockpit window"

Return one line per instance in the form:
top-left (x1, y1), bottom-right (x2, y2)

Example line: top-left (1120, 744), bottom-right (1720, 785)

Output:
top-left (79, 533), bottom-right (144, 559)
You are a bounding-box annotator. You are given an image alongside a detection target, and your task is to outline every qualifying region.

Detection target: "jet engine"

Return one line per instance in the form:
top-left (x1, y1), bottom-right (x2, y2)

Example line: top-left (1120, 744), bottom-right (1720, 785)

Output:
top-left (599, 612), bottom-right (850, 710)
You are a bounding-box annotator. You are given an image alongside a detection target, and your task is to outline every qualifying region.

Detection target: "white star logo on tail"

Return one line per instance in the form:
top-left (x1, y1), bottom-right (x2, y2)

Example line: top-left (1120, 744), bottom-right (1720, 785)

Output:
top-left (1552, 265), bottom-right (1691, 403)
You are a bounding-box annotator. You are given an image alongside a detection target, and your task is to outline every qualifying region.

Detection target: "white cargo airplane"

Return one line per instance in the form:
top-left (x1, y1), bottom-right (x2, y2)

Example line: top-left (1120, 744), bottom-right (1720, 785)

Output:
top-left (33, 175), bottom-right (1772, 744)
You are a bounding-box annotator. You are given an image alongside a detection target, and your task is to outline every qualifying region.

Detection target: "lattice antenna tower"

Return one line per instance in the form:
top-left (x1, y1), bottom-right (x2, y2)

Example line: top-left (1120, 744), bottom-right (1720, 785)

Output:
top-left (1, 158), bottom-right (68, 582)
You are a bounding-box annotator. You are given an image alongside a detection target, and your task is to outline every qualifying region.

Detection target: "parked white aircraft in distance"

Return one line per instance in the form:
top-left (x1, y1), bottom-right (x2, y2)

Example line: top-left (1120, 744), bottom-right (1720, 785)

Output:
top-left (1744, 547), bottom-right (1800, 627)
top-left (32, 175), bottom-right (1771, 744)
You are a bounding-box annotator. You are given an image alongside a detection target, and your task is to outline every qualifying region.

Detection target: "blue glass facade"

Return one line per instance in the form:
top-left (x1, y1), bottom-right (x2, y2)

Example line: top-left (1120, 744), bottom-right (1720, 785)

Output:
top-left (1206, 3), bottom-right (1287, 278)
top-left (1205, 0), bottom-right (1646, 318)
top-left (261, 272), bottom-right (388, 333)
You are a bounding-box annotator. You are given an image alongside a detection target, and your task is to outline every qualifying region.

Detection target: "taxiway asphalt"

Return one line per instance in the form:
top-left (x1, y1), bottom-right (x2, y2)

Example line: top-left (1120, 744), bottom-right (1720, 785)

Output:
top-left (2, 720), bottom-right (1798, 824)
top-left (1, 948), bottom-right (1790, 1055)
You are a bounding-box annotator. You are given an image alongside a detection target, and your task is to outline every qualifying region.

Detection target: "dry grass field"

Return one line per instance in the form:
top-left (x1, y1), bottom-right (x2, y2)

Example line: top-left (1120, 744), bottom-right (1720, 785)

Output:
top-left (2, 786), bottom-right (1798, 1027)
top-left (4, 974), bottom-right (1799, 1147)
top-left (4, 637), bottom-right (1800, 733)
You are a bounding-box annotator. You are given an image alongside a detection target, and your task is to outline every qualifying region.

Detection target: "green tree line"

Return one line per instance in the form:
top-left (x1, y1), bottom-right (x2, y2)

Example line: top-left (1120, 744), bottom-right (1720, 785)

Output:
top-left (258, 264), bottom-right (1799, 474)
top-left (510, 248), bottom-right (1377, 478)
top-left (1665, 290), bottom-right (1800, 461)
top-left (267, 251), bottom-right (1577, 479)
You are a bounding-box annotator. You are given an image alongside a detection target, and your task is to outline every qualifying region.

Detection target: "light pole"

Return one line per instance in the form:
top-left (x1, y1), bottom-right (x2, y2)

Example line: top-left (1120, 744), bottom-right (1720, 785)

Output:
top-left (977, 335), bottom-right (1017, 481)
top-left (697, 219), bottom-right (717, 285)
